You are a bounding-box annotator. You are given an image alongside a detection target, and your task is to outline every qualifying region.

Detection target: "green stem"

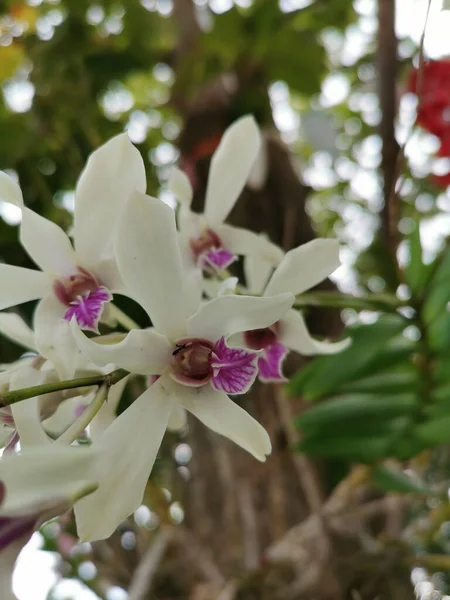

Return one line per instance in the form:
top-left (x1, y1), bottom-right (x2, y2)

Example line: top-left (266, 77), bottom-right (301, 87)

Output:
top-left (56, 384), bottom-right (109, 445)
top-left (294, 292), bottom-right (403, 312)
top-left (0, 369), bottom-right (129, 407)
top-left (109, 304), bottom-right (140, 331)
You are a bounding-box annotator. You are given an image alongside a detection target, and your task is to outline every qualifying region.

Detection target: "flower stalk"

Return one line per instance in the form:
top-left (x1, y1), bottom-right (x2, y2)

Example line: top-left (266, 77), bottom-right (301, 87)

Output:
top-left (109, 304), bottom-right (140, 331)
top-left (294, 292), bottom-right (404, 312)
top-left (56, 384), bottom-right (109, 444)
top-left (0, 369), bottom-right (129, 407)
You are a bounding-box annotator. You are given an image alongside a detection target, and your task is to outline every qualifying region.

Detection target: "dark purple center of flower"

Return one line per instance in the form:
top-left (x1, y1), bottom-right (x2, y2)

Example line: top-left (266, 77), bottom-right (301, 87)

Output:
top-left (189, 229), bottom-right (222, 264)
top-left (189, 229), bottom-right (237, 271)
top-left (244, 324), bottom-right (279, 350)
top-left (53, 267), bottom-right (100, 306)
top-left (171, 338), bottom-right (214, 385)
top-left (170, 337), bottom-right (259, 394)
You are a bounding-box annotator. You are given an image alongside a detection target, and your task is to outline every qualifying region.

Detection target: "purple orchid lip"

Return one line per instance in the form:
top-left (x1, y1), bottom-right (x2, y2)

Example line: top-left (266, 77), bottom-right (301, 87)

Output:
top-left (257, 343), bottom-right (289, 383)
top-left (170, 337), bottom-right (258, 395)
top-left (189, 228), bottom-right (237, 272)
top-left (63, 287), bottom-right (113, 332)
top-left (54, 267), bottom-right (112, 331)
top-left (210, 337), bottom-right (258, 395)
top-left (202, 248), bottom-right (237, 272)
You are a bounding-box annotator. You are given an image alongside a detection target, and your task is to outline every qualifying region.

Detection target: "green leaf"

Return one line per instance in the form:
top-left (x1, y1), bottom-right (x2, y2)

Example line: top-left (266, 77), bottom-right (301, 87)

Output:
top-left (405, 224), bottom-right (428, 295)
top-left (427, 310), bottom-right (450, 352)
top-left (297, 434), bottom-right (391, 462)
top-left (295, 393), bottom-right (417, 431)
top-left (339, 370), bottom-right (419, 395)
top-left (371, 465), bottom-right (431, 494)
top-left (423, 245), bottom-right (450, 324)
top-left (415, 416), bottom-right (450, 445)
top-left (288, 316), bottom-right (407, 400)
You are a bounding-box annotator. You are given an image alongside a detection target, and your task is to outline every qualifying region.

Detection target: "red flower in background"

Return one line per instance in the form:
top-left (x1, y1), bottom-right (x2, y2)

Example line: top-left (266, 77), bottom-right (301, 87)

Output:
top-left (432, 172), bottom-right (450, 188)
top-left (408, 60), bottom-right (450, 137)
top-left (408, 60), bottom-right (450, 188)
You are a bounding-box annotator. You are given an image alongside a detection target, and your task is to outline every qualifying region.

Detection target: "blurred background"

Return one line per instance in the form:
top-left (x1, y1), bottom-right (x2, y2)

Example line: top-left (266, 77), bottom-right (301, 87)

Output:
top-left (3, 0), bottom-right (450, 598)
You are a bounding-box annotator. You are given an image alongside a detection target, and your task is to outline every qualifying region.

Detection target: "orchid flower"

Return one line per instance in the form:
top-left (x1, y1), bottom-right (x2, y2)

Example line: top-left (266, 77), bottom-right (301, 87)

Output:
top-left (0, 133), bottom-right (146, 378)
top-left (168, 115), bottom-right (283, 276)
top-left (0, 448), bottom-right (98, 597)
top-left (225, 241), bottom-right (349, 382)
top-left (69, 191), bottom-right (294, 541)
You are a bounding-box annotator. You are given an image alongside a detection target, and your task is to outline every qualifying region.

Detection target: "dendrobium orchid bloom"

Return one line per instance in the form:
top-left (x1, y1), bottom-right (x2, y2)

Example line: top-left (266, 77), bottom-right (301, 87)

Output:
top-left (70, 191), bottom-right (294, 541)
top-left (230, 240), bottom-right (350, 382)
top-left (168, 115), bottom-right (284, 275)
top-left (0, 133), bottom-right (146, 377)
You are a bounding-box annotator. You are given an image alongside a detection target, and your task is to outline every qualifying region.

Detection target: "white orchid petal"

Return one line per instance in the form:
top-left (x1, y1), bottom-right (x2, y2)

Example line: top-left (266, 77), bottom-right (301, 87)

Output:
top-left (178, 207), bottom-right (202, 240)
top-left (168, 167), bottom-right (193, 207)
top-left (34, 295), bottom-right (80, 380)
top-left (93, 258), bottom-right (125, 294)
top-left (204, 115), bottom-right (261, 225)
top-left (264, 239), bottom-right (341, 297)
top-left (167, 405), bottom-right (187, 432)
top-left (0, 445), bottom-right (97, 515)
top-left (89, 375), bottom-right (130, 441)
top-left (116, 192), bottom-right (191, 337)
top-left (243, 254), bottom-right (274, 295)
top-left (181, 386), bottom-right (271, 461)
top-left (187, 293), bottom-right (293, 341)
top-left (20, 208), bottom-right (77, 276)
top-left (0, 313), bottom-right (37, 352)
top-left (215, 224), bottom-right (283, 266)
top-left (9, 367), bottom-right (51, 448)
top-left (247, 136), bottom-right (268, 190)
top-left (74, 133), bottom-right (146, 267)
top-left (280, 309), bottom-right (350, 355)
top-left (0, 265), bottom-right (51, 310)
top-left (0, 171), bottom-right (23, 208)
top-left (71, 321), bottom-right (172, 375)
top-left (11, 398), bottom-right (51, 449)
top-left (202, 279), bottom-right (222, 299)
top-left (75, 379), bottom-right (173, 541)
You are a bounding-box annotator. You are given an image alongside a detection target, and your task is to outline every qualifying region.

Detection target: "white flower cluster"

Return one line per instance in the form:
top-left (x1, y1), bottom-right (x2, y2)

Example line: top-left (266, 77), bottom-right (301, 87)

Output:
top-left (0, 116), bottom-right (347, 589)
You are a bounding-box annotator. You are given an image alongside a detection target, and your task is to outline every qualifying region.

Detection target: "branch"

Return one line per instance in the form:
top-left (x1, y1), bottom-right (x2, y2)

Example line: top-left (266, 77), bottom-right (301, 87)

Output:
top-left (377, 0), bottom-right (399, 269)
top-left (171, 0), bottom-right (202, 112)
top-left (128, 530), bottom-right (171, 600)
top-left (274, 388), bottom-right (343, 599)
top-left (380, 0), bottom-right (432, 275)
top-left (175, 527), bottom-right (225, 586)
